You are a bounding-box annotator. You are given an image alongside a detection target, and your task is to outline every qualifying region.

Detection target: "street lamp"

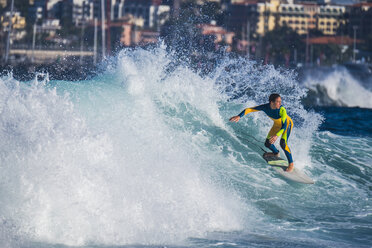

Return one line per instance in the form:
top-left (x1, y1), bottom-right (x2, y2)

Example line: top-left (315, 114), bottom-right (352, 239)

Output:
top-left (4, 0), bottom-right (14, 63)
top-left (353, 25), bottom-right (357, 63)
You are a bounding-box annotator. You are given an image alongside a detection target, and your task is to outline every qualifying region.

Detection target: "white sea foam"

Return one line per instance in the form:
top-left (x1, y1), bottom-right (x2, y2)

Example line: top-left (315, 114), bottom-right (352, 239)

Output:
top-left (304, 68), bottom-right (372, 108)
top-left (0, 48), bottom-right (247, 246)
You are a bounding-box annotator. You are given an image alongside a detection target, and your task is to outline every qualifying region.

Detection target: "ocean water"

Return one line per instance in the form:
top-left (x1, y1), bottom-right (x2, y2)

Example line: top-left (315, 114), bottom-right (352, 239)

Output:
top-left (0, 45), bottom-right (371, 248)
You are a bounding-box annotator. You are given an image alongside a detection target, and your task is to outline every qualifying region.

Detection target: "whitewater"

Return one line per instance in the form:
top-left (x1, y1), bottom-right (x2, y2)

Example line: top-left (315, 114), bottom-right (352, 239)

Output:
top-left (0, 45), bottom-right (371, 248)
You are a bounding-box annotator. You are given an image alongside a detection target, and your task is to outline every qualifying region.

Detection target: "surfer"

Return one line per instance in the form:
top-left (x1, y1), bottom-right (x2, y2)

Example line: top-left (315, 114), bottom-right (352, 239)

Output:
top-left (229, 94), bottom-right (294, 172)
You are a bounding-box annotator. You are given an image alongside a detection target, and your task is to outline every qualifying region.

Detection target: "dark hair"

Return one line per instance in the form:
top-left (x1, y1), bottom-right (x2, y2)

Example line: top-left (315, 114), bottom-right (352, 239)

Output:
top-left (269, 93), bottom-right (281, 103)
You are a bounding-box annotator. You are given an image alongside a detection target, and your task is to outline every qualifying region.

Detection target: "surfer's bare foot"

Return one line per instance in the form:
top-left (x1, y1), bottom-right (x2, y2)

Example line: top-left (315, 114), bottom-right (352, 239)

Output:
top-left (265, 152), bottom-right (279, 157)
top-left (286, 163), bottom-right (294, 172)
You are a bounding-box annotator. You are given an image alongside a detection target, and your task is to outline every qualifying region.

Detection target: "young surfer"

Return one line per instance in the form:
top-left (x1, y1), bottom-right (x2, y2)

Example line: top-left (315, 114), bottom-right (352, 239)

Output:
top-left (229, 94), bottom-right (294, 172)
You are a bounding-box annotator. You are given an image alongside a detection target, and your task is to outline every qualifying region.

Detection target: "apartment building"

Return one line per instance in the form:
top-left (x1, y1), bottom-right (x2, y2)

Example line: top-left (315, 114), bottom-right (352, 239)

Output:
top-left (228, 0), bottom-right (346, 36)
top-left (317, 5), bottom-right (345, 35)
top-left (113, 0), bottom-right (170, 29)
top-left (278, 2), bottom-right (317, 35)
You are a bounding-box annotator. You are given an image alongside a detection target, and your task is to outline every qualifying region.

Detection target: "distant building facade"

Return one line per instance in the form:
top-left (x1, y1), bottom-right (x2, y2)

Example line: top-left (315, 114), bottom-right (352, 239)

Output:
top-left (345, 3), bottom-right (372, 40)
top-left (113, 0), bottom-right (170, 29)
top-left (1, 11), bottom-right (27, 41)
top-left (228, 0), bottom-right (346, 36)
top-left (197, 23), bottom-right (235, 51)
top-left (0, 0), bottom-right (6, 8)
top-left (317, 4), bottom-right (345, 35)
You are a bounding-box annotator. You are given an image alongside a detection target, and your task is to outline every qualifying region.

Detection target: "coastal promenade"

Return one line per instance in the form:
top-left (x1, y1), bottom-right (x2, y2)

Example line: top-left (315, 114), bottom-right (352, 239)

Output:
top-left (7, 45), bottom-right (95, 64)
top-left (10, 49), bottom-right (94, 63)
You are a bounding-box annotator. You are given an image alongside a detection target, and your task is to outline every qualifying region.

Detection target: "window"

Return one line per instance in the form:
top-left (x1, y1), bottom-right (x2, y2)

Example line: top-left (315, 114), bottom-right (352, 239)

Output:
top-left (327, 22), bottom-right (331, 25)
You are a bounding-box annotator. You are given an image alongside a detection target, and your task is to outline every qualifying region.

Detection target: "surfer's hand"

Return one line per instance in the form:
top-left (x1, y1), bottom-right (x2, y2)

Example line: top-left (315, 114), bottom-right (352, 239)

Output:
top-left (269, 135), bottom-right (278, 144)
top-left (229, 116), bottom-right (240, 122)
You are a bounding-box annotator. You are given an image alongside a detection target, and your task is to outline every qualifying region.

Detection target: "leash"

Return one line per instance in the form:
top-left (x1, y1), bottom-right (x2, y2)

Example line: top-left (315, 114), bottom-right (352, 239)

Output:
top-left (236, 134), bottom-right (268, 154)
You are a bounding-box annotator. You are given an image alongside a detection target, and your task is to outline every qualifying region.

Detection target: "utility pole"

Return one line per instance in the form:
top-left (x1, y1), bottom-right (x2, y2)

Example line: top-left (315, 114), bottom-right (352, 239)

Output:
top-left (94, 18), bottom-right (98, 65)
top-left (173, 0), bottom-right (180, 19)
top-left (101, 0), bottom-right (106, 59)
top-left (306, 21), bottom-right (309, 66)
top-left (247, 20), bottom-right (250, 58)
top-left (294, 48), bottom-right (297, 65)
top-left (80, 4), bottom-right (86, 65)
top-left (4, 0), bottom-right (14, 63)
top-left (353, 25), bottom-right (357, 63)
top-left (32, 23), bottom-right (36, 63)
top-left (106, 0), bottom-right (111, 55)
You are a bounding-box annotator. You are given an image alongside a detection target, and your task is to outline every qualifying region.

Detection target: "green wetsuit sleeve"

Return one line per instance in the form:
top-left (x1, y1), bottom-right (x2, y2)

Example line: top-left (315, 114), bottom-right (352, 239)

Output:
top-left (276, 106), bottom-right (288, 136)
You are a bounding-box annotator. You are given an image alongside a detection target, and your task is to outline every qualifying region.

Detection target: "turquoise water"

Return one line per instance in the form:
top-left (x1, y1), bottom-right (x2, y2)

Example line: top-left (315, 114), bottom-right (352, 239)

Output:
top-left (0, 46), bottom-right (371, 248)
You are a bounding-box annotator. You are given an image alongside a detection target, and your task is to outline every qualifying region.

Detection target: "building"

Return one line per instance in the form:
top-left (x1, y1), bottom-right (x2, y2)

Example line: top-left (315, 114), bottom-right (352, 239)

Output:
top-left (278, 2), bottom-right (317, 35)
top-left (346, 3), bottom-right (372, 40)
top-left (0, 0), bottom-right (6, 8)
top-left (197, 23), bottom-right (235, 51)
top-left (228, 0), bottom-right (346, 37)
top-left (40, 19), bottom-right (61, 35)
top-left (226, 0), bottom-right (259, 37)
top-left (317, 4), bottom-right (345, 35)
top-left (28, 0), bottom-right (46, 25)
top-left (256, 0), bottom-right (280, 35)
top-left (1, 11), bottom-right (26, 30)
top-left (72, 0), bottom-right (93, 25)
top-left (113, 0), bottom-right (170, 29)
top-left (1, 11), bottom-right (27, 41)
top-left (120, 22), bottom-right (160, 46)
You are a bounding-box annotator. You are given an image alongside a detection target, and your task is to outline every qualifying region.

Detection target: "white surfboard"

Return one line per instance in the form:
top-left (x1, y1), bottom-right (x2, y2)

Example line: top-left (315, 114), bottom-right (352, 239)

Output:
top-left (263, 153), bottom-right (314, 184)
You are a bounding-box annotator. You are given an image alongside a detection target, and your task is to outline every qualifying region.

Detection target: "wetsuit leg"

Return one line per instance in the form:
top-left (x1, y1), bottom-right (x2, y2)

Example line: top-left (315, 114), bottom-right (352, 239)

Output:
top-left (265, 139), bottom-right (279, 154)
top-left (265, 124), bottom-right (280, 154)
top-left (280, 121), bottom-right (293, 164)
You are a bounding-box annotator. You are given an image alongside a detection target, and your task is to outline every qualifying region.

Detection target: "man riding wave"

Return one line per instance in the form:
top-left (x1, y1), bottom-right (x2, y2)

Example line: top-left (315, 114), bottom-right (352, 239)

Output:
top-left (229, 94), bottom-right (294, 172)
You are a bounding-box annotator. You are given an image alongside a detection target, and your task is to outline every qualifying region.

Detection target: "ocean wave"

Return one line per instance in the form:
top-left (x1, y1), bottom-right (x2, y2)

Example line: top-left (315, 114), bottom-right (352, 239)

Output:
top-left (0, 45), bottom-right (370, 247)
top-left (302, 67), bottom-right (372, 109)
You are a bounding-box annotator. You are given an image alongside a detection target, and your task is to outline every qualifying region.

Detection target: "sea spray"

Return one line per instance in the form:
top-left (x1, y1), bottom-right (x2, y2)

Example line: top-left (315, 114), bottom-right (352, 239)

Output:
top-left (0, 47), bottom-right (247, 246)
top-left (303, 67), bottom-right (372, 108)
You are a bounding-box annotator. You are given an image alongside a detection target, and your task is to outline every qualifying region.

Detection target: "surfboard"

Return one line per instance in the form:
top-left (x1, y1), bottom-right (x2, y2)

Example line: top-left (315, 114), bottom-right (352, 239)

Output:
top-left (263, 153), bottom-right (314, 184)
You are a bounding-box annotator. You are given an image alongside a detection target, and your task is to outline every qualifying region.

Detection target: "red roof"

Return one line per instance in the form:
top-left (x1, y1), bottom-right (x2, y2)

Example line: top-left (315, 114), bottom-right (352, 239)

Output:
top-left (352, 3), bottom-right (372, 7)
top-left (231, 0), bottom-right (258, 5)
top-left (306, 36), bottom-right (363, 45)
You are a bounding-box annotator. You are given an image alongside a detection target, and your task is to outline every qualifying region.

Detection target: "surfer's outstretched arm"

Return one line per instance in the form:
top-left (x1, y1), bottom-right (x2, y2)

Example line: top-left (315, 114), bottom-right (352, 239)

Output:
top-left (229, 104), bottom-right (266, 122)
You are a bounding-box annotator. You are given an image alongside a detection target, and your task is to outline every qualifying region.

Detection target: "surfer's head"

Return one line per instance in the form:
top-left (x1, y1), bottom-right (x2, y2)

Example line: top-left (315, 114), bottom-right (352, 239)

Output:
top-left (269, 93), bottom-right (281, 109)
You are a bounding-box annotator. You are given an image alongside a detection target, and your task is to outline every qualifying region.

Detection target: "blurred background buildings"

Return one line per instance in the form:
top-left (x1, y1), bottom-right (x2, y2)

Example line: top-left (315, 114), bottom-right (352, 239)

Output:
top-left (0, 0), bottom-right (371, 69)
